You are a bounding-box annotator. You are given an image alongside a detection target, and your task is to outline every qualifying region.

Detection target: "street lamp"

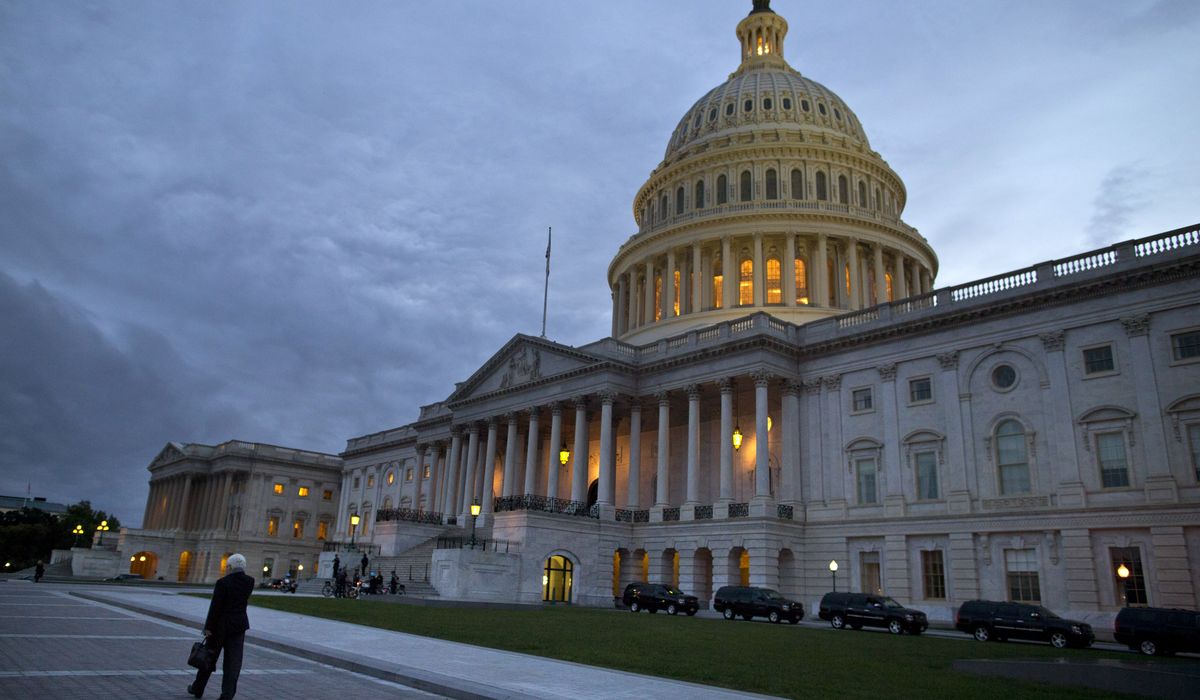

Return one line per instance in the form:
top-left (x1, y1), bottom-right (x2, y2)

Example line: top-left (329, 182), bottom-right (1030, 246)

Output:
top-left (559, 443), bottom-right (570, 466)
top-left (469, 498), bottom-right (482, 549)
top-left (349, 514), bottom-right (360, 548)
top-left (731, 427), bottom-right (743, 451)
top-left (96, 520), bottom-right (110, 546)
top-left (72, 524), bottom-right (85, 547)
top-left (1117, 563), bottom-right (1131, 605)
top-left (829, 560), bottom-right (839, 592)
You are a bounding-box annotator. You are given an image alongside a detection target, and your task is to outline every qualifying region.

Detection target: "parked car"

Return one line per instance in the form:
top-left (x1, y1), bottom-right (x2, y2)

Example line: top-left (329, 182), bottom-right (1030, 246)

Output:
top-left (954, 600), bottom-right (1093, 648)
top-left (713, 585), bottom-right (803, 624)
top-left (1114, 606), bottom-right (1200, 656)
top-left (622, 582), bottom-right (699, 615)
top-left (818, 592), bottom-right (927, 634)
top-left (104, 573), bottom-right (144, 582)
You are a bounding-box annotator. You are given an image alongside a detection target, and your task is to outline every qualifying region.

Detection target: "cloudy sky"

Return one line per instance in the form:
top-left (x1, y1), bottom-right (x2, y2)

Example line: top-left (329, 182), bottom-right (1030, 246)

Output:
top-left (2, 0), bottom-right (1197, 525)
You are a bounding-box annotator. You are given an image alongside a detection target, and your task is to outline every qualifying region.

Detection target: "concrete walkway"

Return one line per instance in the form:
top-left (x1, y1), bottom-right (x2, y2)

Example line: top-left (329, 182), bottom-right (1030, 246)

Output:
top-left (73, 587), bottom-right (778, 700)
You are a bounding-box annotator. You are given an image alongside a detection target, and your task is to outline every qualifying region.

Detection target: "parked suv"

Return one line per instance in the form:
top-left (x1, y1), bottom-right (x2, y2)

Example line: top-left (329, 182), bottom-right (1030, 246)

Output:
top-left (954, 600), bottom-right (1093, 648)
top-left (1114, 606), bottom-right (1200, 656)
top-left (713, 586), bottom-right (803, 624)
top-left (622, 582), bottom-right (699, 616)
top-left (818, 592), bottom-right (928, 634)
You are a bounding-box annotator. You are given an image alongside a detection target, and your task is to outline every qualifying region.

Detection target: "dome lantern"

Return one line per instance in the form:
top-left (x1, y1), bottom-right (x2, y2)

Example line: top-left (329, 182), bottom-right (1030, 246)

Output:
top-left (736, 0), bottom-right (789, 70)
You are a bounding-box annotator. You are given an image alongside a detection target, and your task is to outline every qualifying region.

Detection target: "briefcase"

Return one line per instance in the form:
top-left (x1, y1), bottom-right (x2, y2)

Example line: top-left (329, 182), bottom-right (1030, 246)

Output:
top-left (187, 638), bottom-right (217, 672)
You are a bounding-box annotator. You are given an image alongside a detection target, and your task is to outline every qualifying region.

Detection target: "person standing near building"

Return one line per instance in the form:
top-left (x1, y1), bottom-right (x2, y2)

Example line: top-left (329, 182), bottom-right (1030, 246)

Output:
top-left (360, 552), bottom-right (369, 577)
top-left (34, 561), bottom-right (44, 583)
top-left (331, 554), bottom-right (340, 581)
top-left (188, 553), bottom-right (253, 699)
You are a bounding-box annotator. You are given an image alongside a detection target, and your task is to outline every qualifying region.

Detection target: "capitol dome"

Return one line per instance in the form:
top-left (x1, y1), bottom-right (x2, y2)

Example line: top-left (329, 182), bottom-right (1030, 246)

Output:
top-left (608, 0), bottom-right (938, 343)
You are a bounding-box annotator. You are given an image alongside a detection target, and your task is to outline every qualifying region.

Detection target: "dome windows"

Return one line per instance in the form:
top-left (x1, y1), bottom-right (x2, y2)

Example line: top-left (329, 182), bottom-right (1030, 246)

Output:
top-left (801, 99), bottom-right (810, 112)
top-left (791, 169), bottom-right (805, 200)
top-left (834, 107), bottom-right (842, 121)
top-left (858, 181), bottom-right (868, 208)
top-left (725, 103), bottom-right (735, 117)
top-left (838, 175), bottom-right (849, 204)
top-left (818, 103), bottom-right (827, 116)
top-left (782, 97), bottom-right (792, 110)
top-left (763, 97), bottom-right (773, 111)
top-left (694, 112), bottom-right (703, 128)
top-left (694, 180), bottom-right (705, 209)
top-left (709, 107), bottom-right (718, 122)
top-left (739, 170), bottom-right (753, 201)
top-left (744, 99), bottom-right (754, 113)
top-left (815, 171), bottom-right (828, 200)
top-left (717, 174), bottom-right (729, 205)
top-left (765, 169), bottom-right (779, 200)
top-left (676, 186), bottom-right (685, 215)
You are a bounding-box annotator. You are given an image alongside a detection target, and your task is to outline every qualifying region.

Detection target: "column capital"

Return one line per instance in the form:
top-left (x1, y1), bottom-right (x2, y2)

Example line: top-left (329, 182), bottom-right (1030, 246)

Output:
top-left (877, 363), bottom-right (897, 382)
top-left (936, 351), bottom-right (959, 370)
top-left (525, 405), bottom-right (540, 419)
top-left (1121, 314), bottom-right (1150, 337)
top-left (802, 378), bottom-right (823, 395)
top-left (685, 384), bottom-right (701, 400)
top-left (1039, 330), bottom-right (1066, 352)
top-left (822, 374), bottom-right (843, 391)
top-left (598, 391), bottom-right (617, 406)
top-left (549, 401), bottom-right (563, 416)
top-left (486, 417), bottom-right (498, 429)
top-left (718, 377), bottom-right (735, 394)
top-left (505, 412), bottom-right (518, 425)
top-left (751, 370), bottom-right (774, 388)
top-left (415, 443), bottom-right (428, 456)
top-left (573, 395), bottom-right (589, 411)
top-left (782, 380), bottom-right (803, 396)
top-left (655, 390), bottom-right (672, 405)
top-left (629, 399), bottom-right (643, 413)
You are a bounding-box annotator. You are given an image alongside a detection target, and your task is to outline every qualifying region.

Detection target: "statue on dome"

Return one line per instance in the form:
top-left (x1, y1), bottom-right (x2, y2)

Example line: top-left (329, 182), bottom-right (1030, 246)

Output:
top-left (751, 0), bottom-right (774, 14)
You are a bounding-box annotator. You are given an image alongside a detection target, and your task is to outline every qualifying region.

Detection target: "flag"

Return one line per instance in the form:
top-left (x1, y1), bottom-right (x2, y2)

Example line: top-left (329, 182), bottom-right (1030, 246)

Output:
top-left (545, 227), bottom-right (552, 274)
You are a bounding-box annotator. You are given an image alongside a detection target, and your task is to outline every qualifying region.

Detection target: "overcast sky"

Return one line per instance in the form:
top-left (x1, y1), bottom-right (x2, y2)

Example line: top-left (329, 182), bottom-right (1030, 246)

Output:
top-left (2, 0), bottom-right (1197, 526)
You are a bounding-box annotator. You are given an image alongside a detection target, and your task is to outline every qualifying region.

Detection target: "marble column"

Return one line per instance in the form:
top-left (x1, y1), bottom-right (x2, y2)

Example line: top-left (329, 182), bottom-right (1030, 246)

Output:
top-left (665, 249), bottom-right (676, 318)
top-left (752, 233), bottom-right (764, 306)
top-left (873, 242), bottom-right (886, 304)
top-left (655, 392), bottom-right (671, 507)
top-left (781, 381), bottom-right (801, 505)
top-left (461, 424), bottom-right (480, 514)
top-left (691, 242), bottom-right (702, 313)
top-left (481, 420), bottom-right (499, 515)
top-left (523, 407), bottom-right (540, 497)
top-left (445, 430), bottom-right (463, 518)
top-left (815, 233), bottom-right (829, 307)
top-left (177, 476), bottom-right (193, 531)
top-left (503, 414), bottom-right (519, 498)
top-left (598, 393), bottom-right (615, 506)
top-left (784, 234), bottom-right (797, 306)
top-left (719, 379), bottom-right (734, 504)
top-left (547, 403), bottom-right (563, 500)
top-left (722, 237), bottom-right (735, 309)
top-left (753, 372), bottom-right (772, 500)
top-left (878, 363), bottom-right (903, 516)
top-left (625, 272), bottom-right (638, 330)
top-left (626, 402), bottom-right (642, 508)
top-left (643, 260), bottom-right (654, 325)
top-left (895, 251), bottom-right (908, 299)
top-left (615, 276), bottom-right (627, 336)
top-left (428, 443), bottom-right (444, 512)
top-left (686, 385), bottom-right (701, 505)
top-left (1123, 315), bottom-right (1178, 501)
top-left (413, 444), bottom-right (427, 512)
top-left (847, 239), bottom-right (861, 310)
top-left (571, 398), bottom-right (589, 503)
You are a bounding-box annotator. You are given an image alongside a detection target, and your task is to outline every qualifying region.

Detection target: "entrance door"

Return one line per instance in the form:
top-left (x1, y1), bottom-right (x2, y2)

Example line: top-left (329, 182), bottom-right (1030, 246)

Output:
top-left (543, 555), bottom-right (574, 603)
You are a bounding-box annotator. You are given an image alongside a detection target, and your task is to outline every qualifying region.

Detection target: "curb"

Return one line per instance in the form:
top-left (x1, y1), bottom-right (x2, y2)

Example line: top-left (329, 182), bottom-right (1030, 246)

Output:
top-left (70, 591), bottom-right (520, 700)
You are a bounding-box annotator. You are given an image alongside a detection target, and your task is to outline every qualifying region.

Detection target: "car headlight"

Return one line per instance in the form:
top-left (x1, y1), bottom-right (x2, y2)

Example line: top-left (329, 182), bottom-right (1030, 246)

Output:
top-left (1071, 625), bottom-right (1082, 634)
top-left (782, 604), bottom-right (790, 610)
top-left (904, 614), bottom-right (914, 621)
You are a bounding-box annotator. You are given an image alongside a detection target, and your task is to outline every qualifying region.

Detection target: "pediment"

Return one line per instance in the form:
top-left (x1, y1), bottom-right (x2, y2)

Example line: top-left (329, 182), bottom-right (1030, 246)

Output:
top-left (149, 442), bottom-right (189, 468)
top-left (449, 335), bottom-right (603, 403)
top-left (1078, 405), bottom-right (1135, 423)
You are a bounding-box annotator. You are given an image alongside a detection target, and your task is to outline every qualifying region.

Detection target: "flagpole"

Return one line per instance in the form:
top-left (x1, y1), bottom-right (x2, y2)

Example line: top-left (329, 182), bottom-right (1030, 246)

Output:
top-left (541, 227), bottom-right (551, 338)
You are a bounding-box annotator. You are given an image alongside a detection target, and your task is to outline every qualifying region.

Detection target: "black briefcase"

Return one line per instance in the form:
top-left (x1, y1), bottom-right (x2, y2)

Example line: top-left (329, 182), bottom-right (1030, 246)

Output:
top-left (187, 638), bottom-right (216, 672)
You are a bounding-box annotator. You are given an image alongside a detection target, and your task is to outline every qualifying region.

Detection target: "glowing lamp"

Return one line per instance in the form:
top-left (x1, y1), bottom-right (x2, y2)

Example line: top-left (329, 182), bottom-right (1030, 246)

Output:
top-left (543, 574), bottom-right (549, 586)
top-left (350, 514), bottom-right (360, 527)
top-left (263, 565), bottom-right (269, 573)
top-left (767, 416), bottom-right (773, 431)
top-left (559, 443), bottom-right (570, 466)
top-left (139, 555), bottom-right (146, 562)
top-left (1116, 564), bottom-right (1130, 579)
top-left (470, 500), bottom-right (482, 517)
top-left (298, 564), bottom-right (304, 571)
top-left (829, 560), bottom-right (839, 573)
top-left (732, 427), bottom-right (744, 451)
top-left (130, 556), bottom-right (136, 562)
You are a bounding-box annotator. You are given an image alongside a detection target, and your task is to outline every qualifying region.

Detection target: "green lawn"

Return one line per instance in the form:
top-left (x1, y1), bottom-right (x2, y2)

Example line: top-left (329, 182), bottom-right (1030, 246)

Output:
top-left (236, 596), bottom-right (1183, 699)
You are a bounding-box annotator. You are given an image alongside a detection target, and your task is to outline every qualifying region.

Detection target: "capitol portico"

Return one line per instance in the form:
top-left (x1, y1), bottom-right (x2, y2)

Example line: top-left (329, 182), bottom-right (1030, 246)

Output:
top-left (119, 2), bottom-right (1200, 625)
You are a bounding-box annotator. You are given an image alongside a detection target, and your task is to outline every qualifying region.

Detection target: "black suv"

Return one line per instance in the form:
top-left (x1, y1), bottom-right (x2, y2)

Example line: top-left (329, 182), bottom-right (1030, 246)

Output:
top-left (713, 586), bottom-right (803, 624)
top-left (818, 592), bottom-right (928, 634)
top-left (1114, 606), bottom-right (1200, 656)
top-left (954, 600), bottom-right (1093, 648)
top-left (621, 582), bottom-right (699, 616)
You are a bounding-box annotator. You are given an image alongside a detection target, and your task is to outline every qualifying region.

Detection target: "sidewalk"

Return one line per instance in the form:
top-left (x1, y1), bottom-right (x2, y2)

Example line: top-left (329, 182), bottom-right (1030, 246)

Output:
top-left (74, 587), bottom-right (779, 700)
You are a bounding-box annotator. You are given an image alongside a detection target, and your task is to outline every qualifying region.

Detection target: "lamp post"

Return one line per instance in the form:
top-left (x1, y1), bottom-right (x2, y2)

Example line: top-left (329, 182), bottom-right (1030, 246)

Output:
top-left (71, 524), bottom-right (84, 547)
top-left (349, 514), bottom-right (360, 549)
top-left (1117, 563), bottom-right (1131, 606)
top-left (829, 560), bottom-right (839, 592)
top-left (469, 498), bottom-right (482, 549)
top-left (95, 520), bottom-right (110, 546)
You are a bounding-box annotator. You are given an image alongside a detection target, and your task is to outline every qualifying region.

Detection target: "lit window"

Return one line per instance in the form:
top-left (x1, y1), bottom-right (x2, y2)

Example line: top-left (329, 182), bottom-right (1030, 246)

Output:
top-left (921, 550), bottom-right (946, 599)
top-left (916, 451), bottom-right (939, 500)
top-left (996, 419), bottom-right (1030, 494)
top-left (712, 264), bottom-right (724, 310)
top-left (292, 520), bottom-right (303, 539)
top-left (317, 521), bottom-right (329, 541)
top-left (405, 468), bottom-right (413, 482)
top-left (322, 489), bottom-right (332, 501)
top-left (909, 377), bottom-right (932, 404)
top-left (654, 274), bottom-right (663, 321)
top-left (765, 169), bottom-right (778, 200)
top-left (673, 269), bottom-right (681, 316)
top-left (297, 486), bottom-right (309, 497)
top-left (738, 259), bottom-right (753, 306)
top-left (851, 388), bottom-right (873, 412)
top-left (1005, 549), bottom-right (1040, 603)
top-left (1083, 345), bottom-right (1115, 374)
top-left (267, 516), bottom-right (279, 537)
top-left (366, 475), bottom-right (374, 488)
top-left (273, 483), bottom-right (283, 495)
top-left (386, 470), bottom-right (395, 485)
top-left (1096, 432), bottom-right (1130, 488)
top-left (795, 258), bottom-right (808, 304)
top-left (766, 257), bottom-right (781, 304)
top-left (1110, 547), bottom-right (1147, 605)
top-left (1172, 330), bottom-right (1200, 361)
top-left (423, 465), bottom-right (431, 479)
top-left (844, 262), bottom-right (851, 299)
top-left (855, 458), bottom-right (878, 504)
top-left (885, 272), bottom-right (894, 301)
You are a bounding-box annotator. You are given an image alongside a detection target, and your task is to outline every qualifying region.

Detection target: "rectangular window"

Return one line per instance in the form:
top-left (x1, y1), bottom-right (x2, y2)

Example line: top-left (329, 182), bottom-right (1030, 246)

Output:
top-left (1083, 345), bottom-right (1115, 374)
top-left (367, 475), bottom-right (375, 488)
top-left (423, 465), bottom-right (431, 479)
top-left (859, 551), bottom-right (882, 595)
top-left (292, 520), bottom-right (303, 539)
top-left (915, 451), bottom-right (939, 500)
top-left (406, 468), bottom-right (413, 482)
top-left (322, 489), bottom-right (333, 501)
top-left (921, 550), bottom-right (946, 600)
top-left (855, 457), bottom-right (878, 504)
top-left (851, 388), bottom-right (873, 412)
top-left (352, 477), bottom-right (360, 489)
top-left (1110, 547), bottom-right (1148, 606)
top-left (297, 486), bottom-right (309, 497)
top-left (267, 516), bottom-right (279, 537)
top-left (1096, 432), bottom-right (1131, 488)
top-left (1005, 549), bottom-right (1041, 603)
top-left (1171, 330), bottom-right (1200, 361)
top-left (273, 483), bottom-right (284, 495)
top-left (1189, 424), bottom-right (1200, 482)
top-left (908, 377), bottom-right (932, 404)
top-left (317, 520), bottom-right (329, 541)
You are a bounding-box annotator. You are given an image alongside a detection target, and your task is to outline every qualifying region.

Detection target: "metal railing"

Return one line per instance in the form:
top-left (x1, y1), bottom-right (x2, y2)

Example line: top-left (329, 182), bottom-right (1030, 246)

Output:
top-left (493, 494), bottom-right (598, 519)
top-left (375, 508), bottom-right (444, 525)
top-left (777, 504), bottom-right (794, 520)
top-left (435, 537), bottom-right (518, 553)
top-left (695, 505), bottom-right (713, 520)
top-left (663, 507), bottom-right (681, 522)
top-left (728, 502), bottom-right (749, 518)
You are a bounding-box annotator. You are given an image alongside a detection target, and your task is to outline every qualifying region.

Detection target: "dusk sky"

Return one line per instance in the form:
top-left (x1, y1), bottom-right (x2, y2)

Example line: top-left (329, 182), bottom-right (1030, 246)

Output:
top-left (2, 0), bottom-right (1198, 525)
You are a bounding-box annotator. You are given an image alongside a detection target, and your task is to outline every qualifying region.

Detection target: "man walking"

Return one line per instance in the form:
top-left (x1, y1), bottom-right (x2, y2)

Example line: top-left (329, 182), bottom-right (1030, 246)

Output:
top-left (360, 552), bottom-right (369, 578)
top-left (188, 553), bottom-right (253, 699)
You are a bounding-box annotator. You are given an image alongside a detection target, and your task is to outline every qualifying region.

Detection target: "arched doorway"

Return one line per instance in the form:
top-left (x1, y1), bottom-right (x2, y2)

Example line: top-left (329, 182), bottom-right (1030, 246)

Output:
top-left (129, 551), bottom-right (158, 579)
top-left (177, 551), bottom-right (192, 582)
top-left (543, 555), bottom-right (574, 603)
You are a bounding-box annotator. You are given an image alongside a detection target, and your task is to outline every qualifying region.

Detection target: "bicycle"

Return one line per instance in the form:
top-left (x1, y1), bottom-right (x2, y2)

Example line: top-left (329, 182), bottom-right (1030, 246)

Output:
top-left (321, 581), bottom-right (335, 598)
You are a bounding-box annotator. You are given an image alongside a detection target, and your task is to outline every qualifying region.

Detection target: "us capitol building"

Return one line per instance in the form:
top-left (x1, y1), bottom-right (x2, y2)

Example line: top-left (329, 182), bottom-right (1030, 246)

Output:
top-left (118, 1), bottom-right (1200, 623)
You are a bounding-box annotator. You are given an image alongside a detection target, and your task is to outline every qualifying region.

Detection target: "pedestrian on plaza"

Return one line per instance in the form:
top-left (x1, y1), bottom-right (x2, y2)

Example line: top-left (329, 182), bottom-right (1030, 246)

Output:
top-left (335, 569), bottom-right (347, 598)
top-left (331, 554), bottom-right (340, 580)
top-left (188, 552), bottom-right (253, 699)
top-left (34, 561), bottom-right (45, 583)
top-left (360, 552), bottom-right (369, 576)
top-left (389, 570), bottom-right (398, 595)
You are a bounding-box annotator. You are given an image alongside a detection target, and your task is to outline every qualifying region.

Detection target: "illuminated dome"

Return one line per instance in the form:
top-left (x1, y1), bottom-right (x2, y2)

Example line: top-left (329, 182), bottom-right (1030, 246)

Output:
top-left (607, 0), bottom-right (938, 344)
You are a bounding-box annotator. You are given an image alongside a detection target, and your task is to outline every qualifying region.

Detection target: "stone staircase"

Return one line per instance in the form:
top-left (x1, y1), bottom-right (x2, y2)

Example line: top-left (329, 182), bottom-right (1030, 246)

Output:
top-left (302, 524), bottom-right (479, 598)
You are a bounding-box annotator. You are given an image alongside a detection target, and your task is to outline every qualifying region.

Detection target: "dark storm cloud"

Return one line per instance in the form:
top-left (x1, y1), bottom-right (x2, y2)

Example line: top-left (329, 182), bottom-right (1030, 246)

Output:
top-left (1, 1), bottom-right (1198, 524)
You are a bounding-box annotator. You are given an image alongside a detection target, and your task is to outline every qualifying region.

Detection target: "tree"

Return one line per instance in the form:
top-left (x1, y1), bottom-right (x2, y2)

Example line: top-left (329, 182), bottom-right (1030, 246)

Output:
top-left (0, 501), bottom-right (122, 572)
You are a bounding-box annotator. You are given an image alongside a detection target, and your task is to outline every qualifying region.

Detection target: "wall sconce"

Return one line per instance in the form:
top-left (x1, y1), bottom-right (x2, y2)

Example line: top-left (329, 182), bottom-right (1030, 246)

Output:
top-left (559, 443), bottom-right (570, 466)
top-left (732, 427), bottom-right (743, 451)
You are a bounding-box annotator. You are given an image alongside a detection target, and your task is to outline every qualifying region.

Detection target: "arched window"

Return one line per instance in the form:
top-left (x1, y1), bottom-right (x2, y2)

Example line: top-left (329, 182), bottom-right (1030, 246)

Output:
top-left (712, 257), bottom-right (723, 309)
top-left (885, 271), bottom-right (894, 301)
top-left (694, 180), bottom-right (705, 209)
top-left (739, 170), bottom-right (753, 202)
top-left (874, 187), bottom-right (881, 211)
top-left (739, 258), bottom-right (754, 305)
top-left (791, 168), bottom-right (804, 200)
top-left (795, 258), bottom-right (808, 304)
top-left (543, 555), bottom-right (574, 603)
top-left (717, 174), bottom-right (728, 205)
top-left (858, 181), bottom-right (867, 207)
top-left (675, 186), bottom-right (685, 215)
top-left (654, 274), bottom-right (662, 321)
top-left (660, 194), bottom-right (668, 219)
top-left (766, 256), bottom-right (782, 303)
top-left (816, 171), bottom-right (828, 200)
top-left (765, 169), bottom-right (778, 200)
top-left (996, 420), bottom-right (1031, 495)
top-left (838, 175), bottom-right (849, 204)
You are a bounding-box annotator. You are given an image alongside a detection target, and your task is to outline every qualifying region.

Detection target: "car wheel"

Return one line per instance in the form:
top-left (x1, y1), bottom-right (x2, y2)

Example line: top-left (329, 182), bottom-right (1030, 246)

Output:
top-left (831, 614), bottom-right (845, 630)
top-left (1139, 639), bottom-right (1160, 656)
top-left (667, 604), bottom-right (678, 615)
top-left (1050, 632), bottom-right (1068, 649)
top-left (888, 619), bottom-right (903, 635)
top-left (630, 601), bottom-right (640, 613)
top-left (973, 625), bottom-right (991, 642)
top-left (723, 607), bottom-right (735, 620)
top-left (769, 610), bottom-right (781, 624)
